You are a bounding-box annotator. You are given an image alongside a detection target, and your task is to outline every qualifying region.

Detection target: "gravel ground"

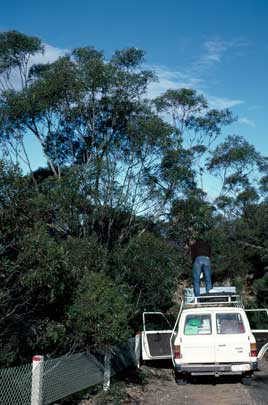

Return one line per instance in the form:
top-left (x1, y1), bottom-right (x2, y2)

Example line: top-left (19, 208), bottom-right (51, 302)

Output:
top-left (127, 358), bottom-right (268, 405)
top-left (139, 365), bottom-right (256, 405)
top-left (247, 359), bottom-right (268, 405)
top-left (81, 358), bottom-right (268, 405)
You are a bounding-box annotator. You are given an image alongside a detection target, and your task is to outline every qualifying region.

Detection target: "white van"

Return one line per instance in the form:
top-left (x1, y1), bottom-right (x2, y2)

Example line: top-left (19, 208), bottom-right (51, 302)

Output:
top-left (141, 290), bottom-right (268, 385)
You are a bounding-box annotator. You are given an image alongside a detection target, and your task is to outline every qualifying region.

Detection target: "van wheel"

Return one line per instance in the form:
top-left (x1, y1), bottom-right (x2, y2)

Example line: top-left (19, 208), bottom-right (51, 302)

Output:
top-left (175, 372), bottom-right (188, 385)
top-left (241, 375), bottom-right (252, 386)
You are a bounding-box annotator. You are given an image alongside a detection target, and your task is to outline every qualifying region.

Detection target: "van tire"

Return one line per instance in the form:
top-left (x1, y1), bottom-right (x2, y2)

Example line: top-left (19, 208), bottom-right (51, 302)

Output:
top-left (241, 376), bottom-right (252, 386)
top-left (175, 372), bottom-right (188, 385)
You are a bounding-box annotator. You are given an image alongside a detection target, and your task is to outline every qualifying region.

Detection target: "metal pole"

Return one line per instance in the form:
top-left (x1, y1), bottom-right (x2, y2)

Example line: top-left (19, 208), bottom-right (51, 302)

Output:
top-left (134, 332), bottom-right (141, 368)
top-left (103, 351), bottom-right (111, 392)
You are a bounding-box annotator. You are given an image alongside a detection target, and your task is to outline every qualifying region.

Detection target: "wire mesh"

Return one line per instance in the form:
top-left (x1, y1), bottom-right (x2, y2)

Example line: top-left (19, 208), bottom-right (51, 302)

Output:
top-left (0, 363), bottom-right (32, 405)
top-left (42, 352), bottom-right (104, 404)
top-left (0, 337), bottom-right (138, 405)
top-left (111, 337), bottom-right (136, 375)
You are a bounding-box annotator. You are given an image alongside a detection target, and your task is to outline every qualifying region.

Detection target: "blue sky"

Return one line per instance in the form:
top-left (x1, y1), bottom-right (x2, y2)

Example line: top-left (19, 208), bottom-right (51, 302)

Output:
top-left (1, 0), bottom-right (268, 176)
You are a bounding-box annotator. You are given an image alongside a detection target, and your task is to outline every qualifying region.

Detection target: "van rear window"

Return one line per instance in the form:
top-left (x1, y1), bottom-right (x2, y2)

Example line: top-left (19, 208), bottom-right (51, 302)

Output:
top-left (184, 314), bottom-right (211, 335)
top-left (216, 313), bottom-right (245, 334)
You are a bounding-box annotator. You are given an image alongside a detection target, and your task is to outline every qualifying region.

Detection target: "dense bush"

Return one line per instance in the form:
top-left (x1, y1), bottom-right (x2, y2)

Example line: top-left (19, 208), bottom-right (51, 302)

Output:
top-left (1, 30), bottom-right (268, 367)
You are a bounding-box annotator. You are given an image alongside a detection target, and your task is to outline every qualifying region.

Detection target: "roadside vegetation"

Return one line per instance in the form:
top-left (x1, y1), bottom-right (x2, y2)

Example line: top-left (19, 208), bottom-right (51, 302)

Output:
top-left (1, 30), bottom-right (268, 367)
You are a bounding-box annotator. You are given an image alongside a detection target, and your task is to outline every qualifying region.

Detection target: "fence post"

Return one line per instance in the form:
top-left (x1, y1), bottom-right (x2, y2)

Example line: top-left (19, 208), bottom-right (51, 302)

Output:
top-left (134, 332), bottom-right (141, 368)
top-left (31, 355), bottom-right (44, 405)
top-left (103, 351), bottom-right (111, 392)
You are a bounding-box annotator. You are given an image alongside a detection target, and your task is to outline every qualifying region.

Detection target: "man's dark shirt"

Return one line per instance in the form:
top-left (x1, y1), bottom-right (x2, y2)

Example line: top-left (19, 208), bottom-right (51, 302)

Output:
top-left (190, 240), bottom-right (211, 262)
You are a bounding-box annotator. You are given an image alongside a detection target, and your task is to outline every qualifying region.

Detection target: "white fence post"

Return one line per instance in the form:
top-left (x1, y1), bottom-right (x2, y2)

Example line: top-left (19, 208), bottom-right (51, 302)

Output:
top-left (31, 355), bottom-right (44, 405)
top-left (134, 332), bottom-right (141, 368)
top-left (103, 351), bottom-right (111, 392)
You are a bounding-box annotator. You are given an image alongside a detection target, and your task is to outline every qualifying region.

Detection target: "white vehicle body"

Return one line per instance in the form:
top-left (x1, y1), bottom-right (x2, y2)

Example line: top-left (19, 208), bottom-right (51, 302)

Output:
top-left (172, 305), bottom-right (257, 376)
top-left (141, 290), bottom-right (268, 381)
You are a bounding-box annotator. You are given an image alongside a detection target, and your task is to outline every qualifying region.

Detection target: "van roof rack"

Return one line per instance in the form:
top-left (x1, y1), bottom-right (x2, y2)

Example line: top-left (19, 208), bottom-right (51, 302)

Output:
top-left (183, 293), bottom-right (244, 308)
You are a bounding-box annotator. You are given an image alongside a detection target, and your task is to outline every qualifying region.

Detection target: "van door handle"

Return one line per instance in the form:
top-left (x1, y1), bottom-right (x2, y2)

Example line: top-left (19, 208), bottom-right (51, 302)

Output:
top-left (218, 344), bottom-right (226, 347)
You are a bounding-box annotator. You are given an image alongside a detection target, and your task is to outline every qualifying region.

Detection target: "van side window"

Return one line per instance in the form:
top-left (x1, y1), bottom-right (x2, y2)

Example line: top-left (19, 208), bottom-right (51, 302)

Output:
top-left (184, 314), bottom-right (211, 335)
top-left (216, 313), bottom-right (245, 334)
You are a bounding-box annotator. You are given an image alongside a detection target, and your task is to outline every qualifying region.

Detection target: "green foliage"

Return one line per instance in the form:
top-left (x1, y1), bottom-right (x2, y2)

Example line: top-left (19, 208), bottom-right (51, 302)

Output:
top-left (69, 272), bottom-right (132, 348)
top-left (63, 237), bottom-right (108, 279)
top-left (111, 48), bottom-right (145, 69)
top-left (0, 30), bottom-right (43, 75)
top-left (208, 135), bottom-right (263, 171)
top-left (1, 30), bottom-right (268, 370)
top-left (207, 135), bottom-right (266, 210)
top-left (253, 278), bottom-right (268, 307)
top-left (0, 31), bottom-right (232, 225)
top-left (30, 321), bottom-right (67, 351)
top-left (113, 232), bottom-right (180, 314)
top-left (154, 88), bottom-right (208, 112)
top-left (18, 225), bottom-right (72, 301)
top-left (154, 88), bottom-right (233, 142)
top-left (170, 189), bottom-right (214, 241)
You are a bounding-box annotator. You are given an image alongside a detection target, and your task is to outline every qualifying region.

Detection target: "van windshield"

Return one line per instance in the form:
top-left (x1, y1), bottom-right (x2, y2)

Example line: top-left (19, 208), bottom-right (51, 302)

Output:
top-left (216, 313), bottom-right (245, 334)
top-left (184, 314), bottom-right (211, 335)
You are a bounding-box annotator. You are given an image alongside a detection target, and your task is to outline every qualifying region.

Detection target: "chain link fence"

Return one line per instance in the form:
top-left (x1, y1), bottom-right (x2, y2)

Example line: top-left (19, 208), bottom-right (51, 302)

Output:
top-left (42, 352), bottom-right (104, 404)
top-left (0, 363), bottom-right (32, 405)
top-left (0, 337), bottom-right (139, 405)
top-left (111, 337), bottom-right (136, 375)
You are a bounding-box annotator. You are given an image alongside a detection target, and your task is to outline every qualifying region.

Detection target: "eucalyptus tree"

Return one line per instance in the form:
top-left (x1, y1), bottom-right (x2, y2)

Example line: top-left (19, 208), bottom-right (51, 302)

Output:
top-left (0, 30), bottom-right (44, 90)
top-left (0, 33), bottom-right (195, 246)
top-left (207, 135), bottom-right (268, 217)
top-left (154, 88), bottom-right (234, 189)
top-left (2, 30), bottom-right (255, 248)
top-left (0, 30), bottom-right (44, 179)
top-left (150, 88), bottom-right (235, 248)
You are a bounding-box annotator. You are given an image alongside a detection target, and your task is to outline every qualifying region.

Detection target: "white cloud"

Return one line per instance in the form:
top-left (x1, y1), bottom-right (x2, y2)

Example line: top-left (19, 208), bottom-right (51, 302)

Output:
top-left (238, 117), bottom-right (256, 128)
top-left (202, 40), bottom-right (229, 64)
top-left (193, 38), bottom-right (250, 75)
top-left (30, 43), bottom-right (68, 65)
top-left (147, 65), bottom-right (244, 110)
top-left (147, 65), bottom-right (203, 99)
top-left (146, 37), bottom-right (247, 108)
top-left (206, 94), bottom-right (244, 109)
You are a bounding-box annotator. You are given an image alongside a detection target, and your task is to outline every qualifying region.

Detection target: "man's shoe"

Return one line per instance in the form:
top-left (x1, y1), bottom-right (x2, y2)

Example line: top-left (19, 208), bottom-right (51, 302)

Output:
top-left (209, 289), bottom-right (217, 293)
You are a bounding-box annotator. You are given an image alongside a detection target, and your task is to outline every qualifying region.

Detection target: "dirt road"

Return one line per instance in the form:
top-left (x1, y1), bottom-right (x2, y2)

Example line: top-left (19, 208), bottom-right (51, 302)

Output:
top-left (81, 359), bottom-right (268, 404)
top-left (125, 359), bottom-right (268, 405)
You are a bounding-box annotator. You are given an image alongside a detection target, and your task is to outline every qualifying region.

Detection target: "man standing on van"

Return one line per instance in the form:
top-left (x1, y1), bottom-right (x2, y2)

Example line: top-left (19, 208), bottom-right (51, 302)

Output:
top-left (190, 238), bottom-right (213, 296)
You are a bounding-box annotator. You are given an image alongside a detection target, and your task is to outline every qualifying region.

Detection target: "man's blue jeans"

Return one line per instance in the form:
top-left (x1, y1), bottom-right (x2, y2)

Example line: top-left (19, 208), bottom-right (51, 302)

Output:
top-left (192, 256), bottom-right (212, 296)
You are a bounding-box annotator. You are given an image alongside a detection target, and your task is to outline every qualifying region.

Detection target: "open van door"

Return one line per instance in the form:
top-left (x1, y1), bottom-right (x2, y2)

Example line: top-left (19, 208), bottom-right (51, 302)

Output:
top-left (245, 309), bottom-right (268, 360)
top-left (142, 312), bottom-right (172, 360)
